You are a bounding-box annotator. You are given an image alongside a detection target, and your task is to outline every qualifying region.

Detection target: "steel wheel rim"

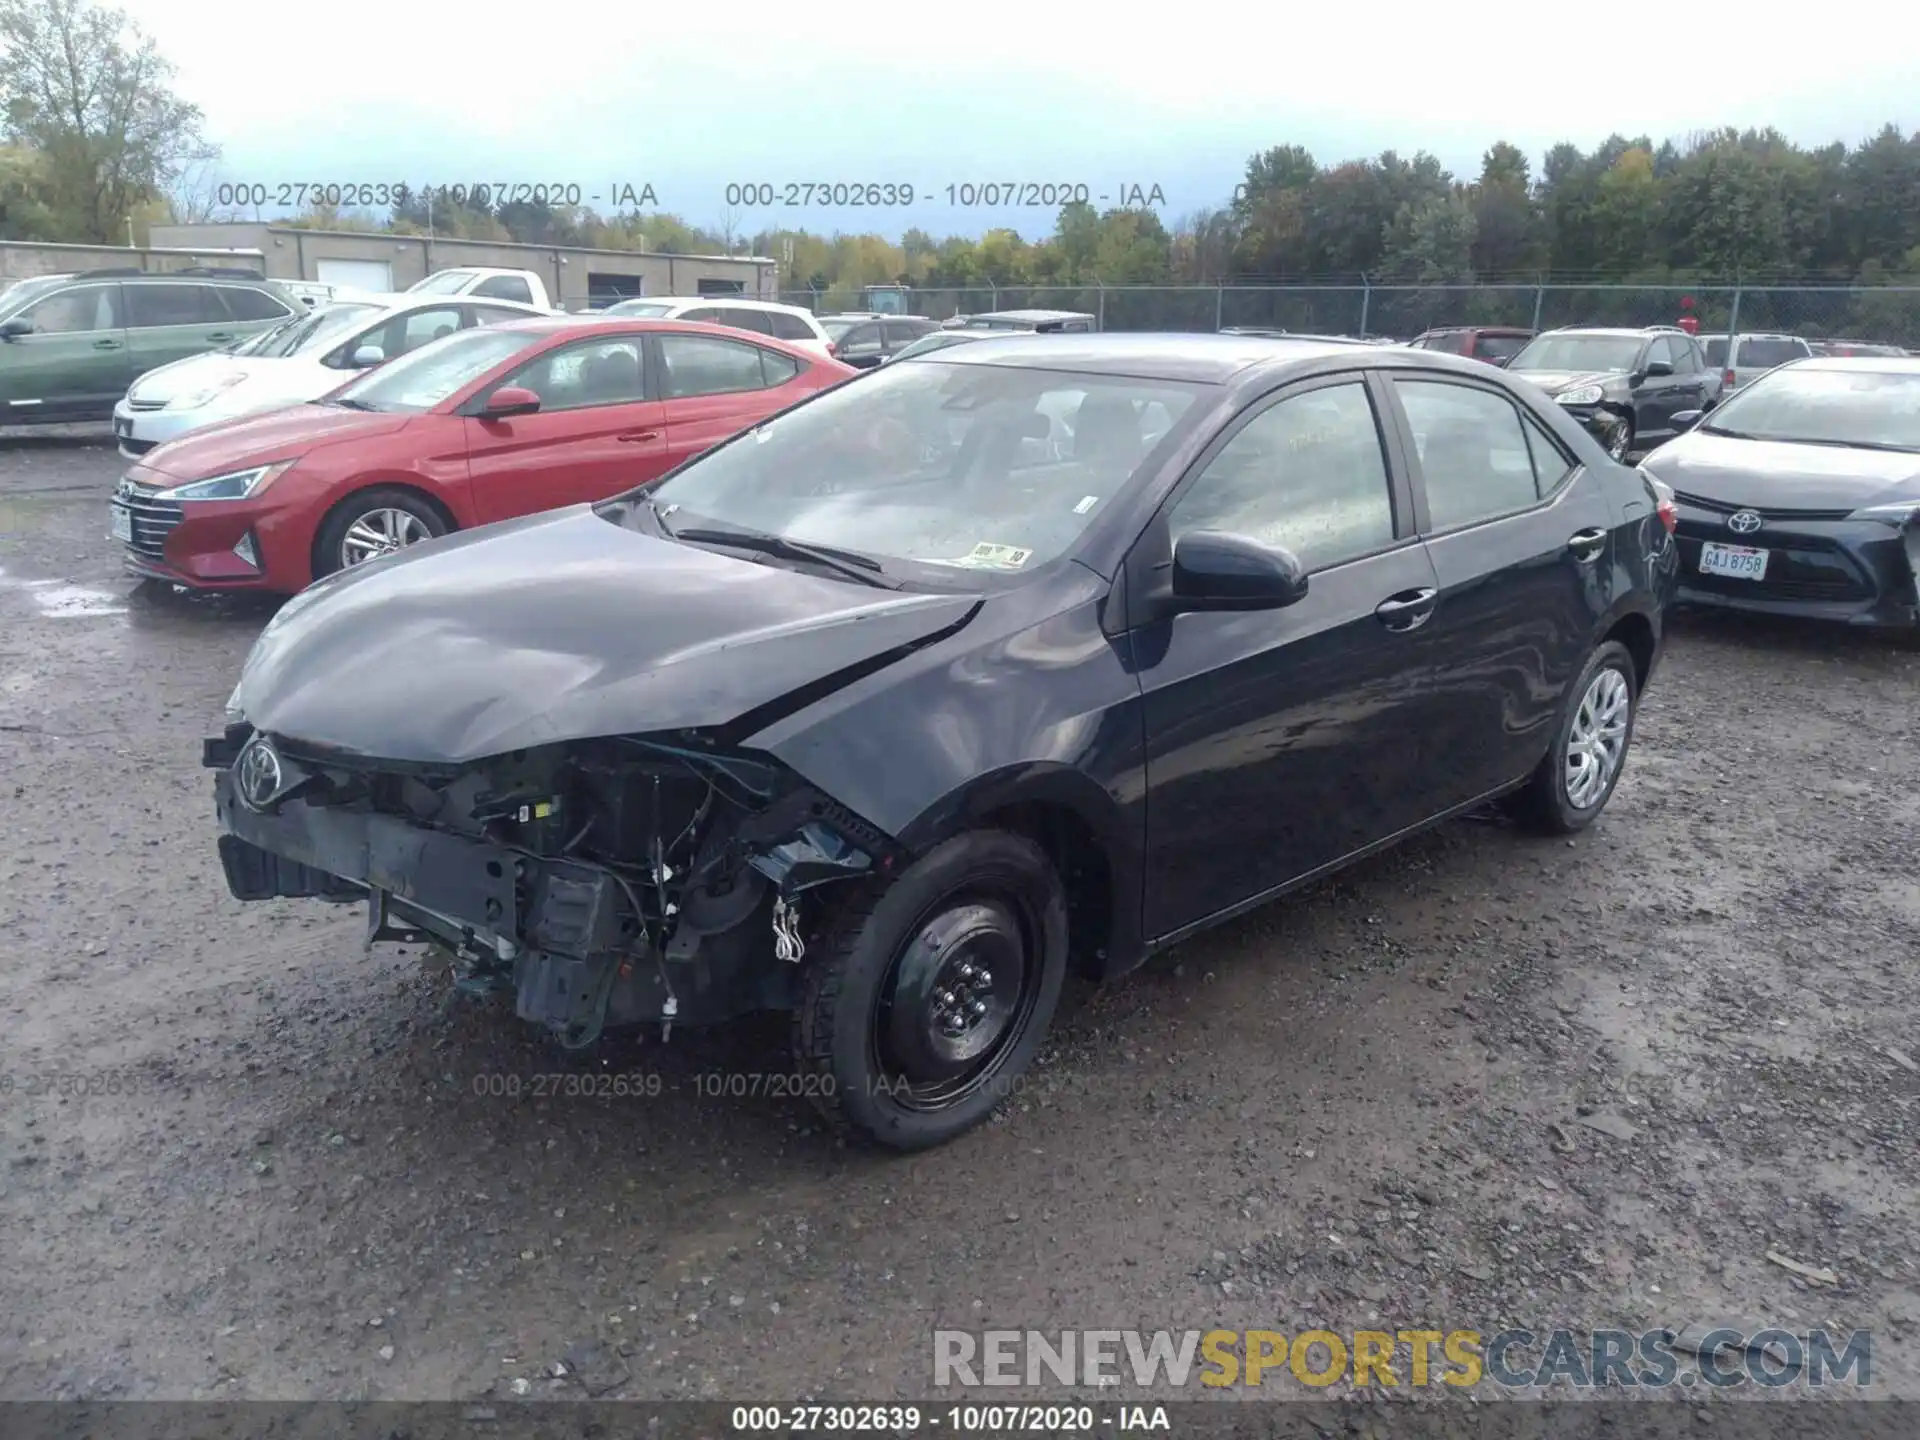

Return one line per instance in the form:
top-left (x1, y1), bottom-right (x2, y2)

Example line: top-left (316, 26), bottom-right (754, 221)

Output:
top-left (340, 508), bottom-right (431, 567)
top-left (1564, 667), bottom-right (1630, 809)
top-left (871, 892), bottom-right (1045, 1114)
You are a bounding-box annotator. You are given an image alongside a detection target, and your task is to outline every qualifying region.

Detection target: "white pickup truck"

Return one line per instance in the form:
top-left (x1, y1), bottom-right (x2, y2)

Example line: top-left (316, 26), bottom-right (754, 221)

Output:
top-left (405, 266), bottom-right (555, 310)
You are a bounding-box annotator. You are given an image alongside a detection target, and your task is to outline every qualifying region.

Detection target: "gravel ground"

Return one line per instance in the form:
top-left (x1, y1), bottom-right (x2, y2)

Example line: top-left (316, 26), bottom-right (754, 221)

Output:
top-left (2, 430), bottom-right (1916, 1406)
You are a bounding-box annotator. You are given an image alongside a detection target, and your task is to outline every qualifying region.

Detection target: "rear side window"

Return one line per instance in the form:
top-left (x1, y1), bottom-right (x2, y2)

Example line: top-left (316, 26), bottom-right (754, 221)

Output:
top-left (126, 283), bottom-right (224, 327)
top-left (767, 311), bottom-right (816, 341)
top-left (1393, 379), bottom-right (1541, 530)
top-left (473, 274), bottom-right (535, 304)
top-left (760, 348), bottom-right (801, 386)
top-left (716, 307), bottom-right (774, 336)
top-left (218, 286), bottom-right (293, 322)
top-left (658, 333), bottom-right (781, 398)
top-left (1736, 337), bottom-right (1810, 369)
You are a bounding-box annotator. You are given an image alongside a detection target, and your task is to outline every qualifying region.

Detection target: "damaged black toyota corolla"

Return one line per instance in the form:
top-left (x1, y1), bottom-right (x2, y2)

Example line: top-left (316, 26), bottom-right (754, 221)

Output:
top-left (208, 335), bottom-right (1677, 1149)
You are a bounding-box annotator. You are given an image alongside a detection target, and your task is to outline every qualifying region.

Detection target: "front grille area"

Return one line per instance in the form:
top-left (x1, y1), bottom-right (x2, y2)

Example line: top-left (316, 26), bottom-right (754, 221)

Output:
top-left (115, 480), bottom-right (183, 562)
top-left (1672, 489), bottom-right (1854, 522)
top-left (1676, 530), bottom-right (1874, 603)
top-left (125, 398), bottom-right (166, 412)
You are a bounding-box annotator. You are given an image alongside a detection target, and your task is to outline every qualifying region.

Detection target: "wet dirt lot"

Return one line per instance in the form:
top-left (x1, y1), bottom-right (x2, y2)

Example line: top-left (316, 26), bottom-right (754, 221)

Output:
top-left (1, 431), bottom-right (1917, 1406)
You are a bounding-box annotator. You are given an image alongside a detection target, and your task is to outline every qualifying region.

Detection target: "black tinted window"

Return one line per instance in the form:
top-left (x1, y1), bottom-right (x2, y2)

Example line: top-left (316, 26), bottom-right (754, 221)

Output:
top-left (1394, 379), bottom-right (1540, 529)
top-left (473, 275), bottom-right (535, 304)
top-left (767, 311), bottom-right (815, 341)
top-left (218, 286), bottom-right (291, 322)
top-left (838, 323), bottom-right (884, 357)
top-left (1737, 338), bottom-right (1810, 369)
top-left (1171, 381), bottom-right (1395, 571)
top-left (1703, 337), bottom-right (1729, 367)
top-left (127, 283), bottom-right (222, 328)
top-left (1474, 334), bottom-right (1528, 362)
top-left (882, 321), bottom-right (930, 346)
top-left (659, 334), bottom-right (775, 398)
top-left (716, 307), bottom-right (773, 335)
top-left (681, 307), bottom-right (722, 325)
top-left (760, 349), bottom-right (801, 386)
top-left (1646, 336), bottom-right (1679, 367)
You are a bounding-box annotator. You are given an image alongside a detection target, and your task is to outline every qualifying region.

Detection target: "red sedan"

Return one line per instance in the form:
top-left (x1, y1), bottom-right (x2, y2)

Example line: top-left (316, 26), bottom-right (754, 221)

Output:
top-left (109, 317), bottom-right (855, 593)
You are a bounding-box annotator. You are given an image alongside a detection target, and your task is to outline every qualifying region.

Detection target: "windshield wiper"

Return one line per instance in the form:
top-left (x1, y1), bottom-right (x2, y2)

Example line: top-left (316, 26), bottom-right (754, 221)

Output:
top-left (327, 396), bottom-right (379, 411)
top-left (670, 524), bottom-right (902, 589)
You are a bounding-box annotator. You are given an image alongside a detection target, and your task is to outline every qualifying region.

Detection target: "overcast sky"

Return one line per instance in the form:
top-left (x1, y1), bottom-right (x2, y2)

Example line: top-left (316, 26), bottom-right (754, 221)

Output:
top-left (131, 0), bottom-right (1918, 242)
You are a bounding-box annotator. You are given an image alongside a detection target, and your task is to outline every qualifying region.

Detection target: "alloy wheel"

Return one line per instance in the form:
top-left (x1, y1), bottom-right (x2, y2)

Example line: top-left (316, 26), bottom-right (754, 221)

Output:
top-left (1605, 423), bottom-right (1631, 461)
top-left (340, 508), bottom-right (432, 567)
top-left (1564, 667), bottom-right (1631, 809)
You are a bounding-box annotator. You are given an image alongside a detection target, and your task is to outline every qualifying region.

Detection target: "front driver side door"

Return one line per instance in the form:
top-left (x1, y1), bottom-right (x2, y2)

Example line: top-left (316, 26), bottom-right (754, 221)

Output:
top-left (1129, 373), bottom-right (1442, 942)
top-left (0, 282), bottom-right (128, 421)
top-left (462, 335), bottom-right (668, 521)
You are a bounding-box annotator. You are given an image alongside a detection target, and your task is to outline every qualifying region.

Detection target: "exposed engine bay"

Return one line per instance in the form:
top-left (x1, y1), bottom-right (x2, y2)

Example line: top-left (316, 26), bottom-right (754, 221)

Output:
top-left (205, 726), bottom-right (903, 1045)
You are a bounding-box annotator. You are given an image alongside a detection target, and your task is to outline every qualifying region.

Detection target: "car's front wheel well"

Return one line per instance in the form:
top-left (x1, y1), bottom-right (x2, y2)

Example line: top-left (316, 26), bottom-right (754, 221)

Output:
top-left (309, 482), bottom-right (457, 580)
top-left (973, 801), bottom-right (1112, 980)
top-left (1604, 611), bottom-right (1656, 692)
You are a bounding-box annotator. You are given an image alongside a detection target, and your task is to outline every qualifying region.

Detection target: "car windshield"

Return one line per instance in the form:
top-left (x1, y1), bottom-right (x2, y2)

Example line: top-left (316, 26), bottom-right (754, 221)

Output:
top-left (633, 358), bottom-right (1204, 579)
top-left (1736, 338), bottom-right (1809, 369)
top-left (603, 299), bottom-right (672, 317)
top-left (0, 274), bottom-right (72, 315)
top-left (1510, 334), bottom-right (1645, 373)
top-left (330, 326), bottom-right (535, 413)
top-left (261, 302), bottom-right (381, 357)
top-left (407, 271), bottom-right (474, 295)
top-left (1700, 367), bottom-right (1920, 451)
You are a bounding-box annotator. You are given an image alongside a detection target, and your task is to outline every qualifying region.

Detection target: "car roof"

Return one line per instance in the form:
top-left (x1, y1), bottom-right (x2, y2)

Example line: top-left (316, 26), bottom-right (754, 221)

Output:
top-left (1543, 326), bottom-right (1662, 338)
top-left (965, 309), bottom-right (1096, 323)
top-left (916, 331), bottom-right (1406, 382)
top-left (640, 296), bottom-right (808, 313)
top-left (372, 293), bottom-right (544, 314)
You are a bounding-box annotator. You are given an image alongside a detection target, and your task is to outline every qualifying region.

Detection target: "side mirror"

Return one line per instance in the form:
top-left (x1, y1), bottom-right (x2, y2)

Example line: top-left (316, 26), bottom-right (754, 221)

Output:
top-left (1671, 409), bottom-right (1704, 430)
top-left (1643, 359), bottom-right (1674, 378)
top-left (0, 316), bottom-right (33, 339)
top-left (480, 385), bottom-right (541, 419)
top-left (1485, 355), bottom-right (1512, 368)
top-left (350, 344), bottom-right (386, 368)
top-left (1171, 531), bottom-right (1309, 611)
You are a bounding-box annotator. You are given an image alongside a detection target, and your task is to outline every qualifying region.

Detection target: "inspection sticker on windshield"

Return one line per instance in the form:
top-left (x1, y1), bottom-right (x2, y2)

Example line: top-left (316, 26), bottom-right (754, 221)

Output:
top-left (949, 541), bottom-right (1034, 570)
top-left (1073, 495), bottom-right (1099, 515)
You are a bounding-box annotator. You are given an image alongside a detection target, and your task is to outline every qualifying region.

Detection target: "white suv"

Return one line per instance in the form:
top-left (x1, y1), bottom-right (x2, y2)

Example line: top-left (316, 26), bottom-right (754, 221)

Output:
top-left (599, 296), bottom-right (835, 360)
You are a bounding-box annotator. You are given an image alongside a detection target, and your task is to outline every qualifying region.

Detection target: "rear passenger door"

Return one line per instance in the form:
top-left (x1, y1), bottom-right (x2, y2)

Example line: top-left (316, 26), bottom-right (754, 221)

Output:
top-left (1383, 375), bottom-right (1617, 809)
top-left (651, 331), bottom-right (807, 468)
top-left (125, 282), bottom-right (239, 375)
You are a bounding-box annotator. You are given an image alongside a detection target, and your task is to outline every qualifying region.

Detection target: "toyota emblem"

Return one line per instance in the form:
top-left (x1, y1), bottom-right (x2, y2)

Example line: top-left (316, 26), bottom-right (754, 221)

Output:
top-left (234, 735), bottom-right (285, 812)
top-left (1728, 510), bottom-right (1763, 534)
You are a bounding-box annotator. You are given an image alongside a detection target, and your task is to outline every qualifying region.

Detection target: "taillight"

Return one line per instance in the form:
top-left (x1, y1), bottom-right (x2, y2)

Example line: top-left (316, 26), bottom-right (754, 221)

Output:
top-left (1642, 471), bottom-right (1678, 534)
top-left (1721, 369), bottom-right (1735, 388)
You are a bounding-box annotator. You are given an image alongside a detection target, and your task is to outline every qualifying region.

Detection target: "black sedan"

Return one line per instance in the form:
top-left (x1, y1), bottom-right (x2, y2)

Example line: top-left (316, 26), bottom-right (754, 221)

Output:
top-left (1640, 356), bottom-right (1920, 636)
top-left (204, 336), bottom-right (1678, 1150)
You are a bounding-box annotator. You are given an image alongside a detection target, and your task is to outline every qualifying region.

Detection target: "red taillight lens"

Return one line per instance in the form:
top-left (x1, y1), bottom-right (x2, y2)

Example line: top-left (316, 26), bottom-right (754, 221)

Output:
top-left (1643, 472), bottom-right (1678, 534)
top-left (825, 341), bottom-right (838, 357)
top-left (1722, 369), bottom-right (1735, 387)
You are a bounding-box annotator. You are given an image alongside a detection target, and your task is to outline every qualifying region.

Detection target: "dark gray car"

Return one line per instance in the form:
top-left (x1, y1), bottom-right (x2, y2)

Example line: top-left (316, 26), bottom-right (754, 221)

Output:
top-left (1508, 326), bottom-right (1723, 461)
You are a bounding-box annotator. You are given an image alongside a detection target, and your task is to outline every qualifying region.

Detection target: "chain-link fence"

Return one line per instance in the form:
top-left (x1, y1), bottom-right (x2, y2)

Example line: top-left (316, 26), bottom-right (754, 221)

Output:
top-left (771, 283), bottom-right (1920, 349)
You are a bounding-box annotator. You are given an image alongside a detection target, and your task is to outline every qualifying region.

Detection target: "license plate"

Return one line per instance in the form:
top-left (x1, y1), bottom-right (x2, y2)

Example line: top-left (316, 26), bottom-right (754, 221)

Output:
top-left (1699, 541), bottom-right (1768, 580)
top-left (110, 503), bottom-right (132, 543)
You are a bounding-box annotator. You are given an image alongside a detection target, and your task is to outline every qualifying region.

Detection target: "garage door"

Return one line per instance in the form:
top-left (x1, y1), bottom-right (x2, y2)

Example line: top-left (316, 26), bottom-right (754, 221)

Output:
top-left (315, 258), bottom-right (393, 293)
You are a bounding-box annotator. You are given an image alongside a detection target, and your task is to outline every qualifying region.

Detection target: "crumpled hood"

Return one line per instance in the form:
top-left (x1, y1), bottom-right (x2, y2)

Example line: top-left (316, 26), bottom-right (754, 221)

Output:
top-left (232, 506), bottom-right (982, 764)
top-left (1641, 430), bottom-right (1920, 510)
top-left (1511, 368), bottom-right (1621, 396)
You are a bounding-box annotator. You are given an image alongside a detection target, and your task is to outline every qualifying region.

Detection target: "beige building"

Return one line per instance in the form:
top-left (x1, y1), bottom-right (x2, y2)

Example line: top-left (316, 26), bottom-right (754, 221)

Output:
top-left (140, 223), bottom-right (776, 306)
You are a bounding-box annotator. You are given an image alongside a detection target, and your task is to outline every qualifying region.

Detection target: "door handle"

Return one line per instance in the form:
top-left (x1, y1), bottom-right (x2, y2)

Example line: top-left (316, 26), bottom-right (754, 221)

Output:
top-left (205, 331), bottom-right (234, 342)
top-left (1374, 587), bottom-right (1437, 632)
top-left (1567, 527), bottom-right (1608, 563)
top-left (617, 429), bottom-right (662, 442)
top-left (93, 338), bottom-right (122, 350)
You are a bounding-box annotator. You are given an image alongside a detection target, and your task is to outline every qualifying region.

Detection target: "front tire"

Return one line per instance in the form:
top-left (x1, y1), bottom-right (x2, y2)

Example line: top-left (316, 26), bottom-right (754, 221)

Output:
top-left (1511, 640), bottom-right (1638, 835)
top-left (1601, 413), bottom-right (1635, 462)
top-left (793, 830), bottom-right (1069, 1151)
top-left (312, 487), bottom-right (450, 580)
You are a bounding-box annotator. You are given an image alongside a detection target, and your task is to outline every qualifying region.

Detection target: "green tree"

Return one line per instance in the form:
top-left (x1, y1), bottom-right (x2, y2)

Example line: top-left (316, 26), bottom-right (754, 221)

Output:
top-left (0, 0), bottom-right (214, 242)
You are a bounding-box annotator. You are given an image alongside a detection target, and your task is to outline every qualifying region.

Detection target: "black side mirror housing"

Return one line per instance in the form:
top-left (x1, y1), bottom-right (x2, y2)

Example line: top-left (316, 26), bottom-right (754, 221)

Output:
top-left (0, 317), bottom-right (32, 339)
top-left (1643, 359), bottom-right (1675, 378)
top-left (1671, 408), bottom-right (1704, 430)
top-left (1171, 531), bottom-right (1309, 611)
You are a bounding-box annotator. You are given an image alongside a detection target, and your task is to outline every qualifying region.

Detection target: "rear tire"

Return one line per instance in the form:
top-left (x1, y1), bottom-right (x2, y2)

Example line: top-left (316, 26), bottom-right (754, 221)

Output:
top-left (1511, 640), bottom-right (1638, 835)
top-left (792, 830), bottom-right (1069, 1151)
top-left (312, 487), bottom-right (450, 580)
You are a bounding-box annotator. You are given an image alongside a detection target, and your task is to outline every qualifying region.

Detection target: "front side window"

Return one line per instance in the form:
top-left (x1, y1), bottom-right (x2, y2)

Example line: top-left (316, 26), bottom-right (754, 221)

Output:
top-left (640, 359), bottom-right (1203, 577)
top-left (1169, 381), bottom-right (1395, 571)
top-left (331, 327), bottom-right (537, 413)
top-left (1394, 379), bottom-right (1543, 530)
top-left (473, 275), bottom-right (535, 304)
top-left (20, 285), bottom-right (118, 334)
top-left (505, 338), bottom-right (645, 410)
top-left (346, 305), bottom-right (466, 366)
top-left (838, 323), bottom-right (884, 359)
